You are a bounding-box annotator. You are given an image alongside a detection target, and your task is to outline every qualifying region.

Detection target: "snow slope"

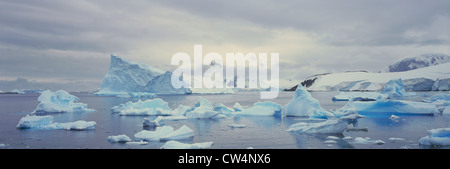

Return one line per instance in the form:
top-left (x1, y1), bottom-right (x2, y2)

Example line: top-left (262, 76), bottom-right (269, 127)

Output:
top-left (305, 62), bottom-right (450, 91)
top-left (382, 53), bottom-right (450, 72)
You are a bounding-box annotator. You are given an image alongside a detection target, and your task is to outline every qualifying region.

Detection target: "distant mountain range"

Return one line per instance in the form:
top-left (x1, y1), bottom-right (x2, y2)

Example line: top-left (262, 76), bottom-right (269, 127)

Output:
top-left (286, 54), bottom-right (450, 91)
top-left (382, 53), bottom-right (450, 72)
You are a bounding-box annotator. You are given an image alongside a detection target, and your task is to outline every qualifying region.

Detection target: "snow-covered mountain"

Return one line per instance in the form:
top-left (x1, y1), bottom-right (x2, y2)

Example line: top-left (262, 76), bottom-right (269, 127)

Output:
top-left (382, 53), bottom-right (450, 72)
top-left (96, 55), bottom-right (191, 95)
top-left (300, 62), bottom-right (450, 91)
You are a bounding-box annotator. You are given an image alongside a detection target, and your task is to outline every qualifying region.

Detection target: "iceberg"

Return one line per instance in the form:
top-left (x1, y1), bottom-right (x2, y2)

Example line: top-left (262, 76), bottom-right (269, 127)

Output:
top-left (283, 85), bottom-right (334, 118)
top-left (143, 116), bottom-right (165, 127)
top-left (32, 90), bottom-right (94, 115)
top-left (350, 137), bottom-right (385, 145)
top-left (16, 115), bottom-right (96, 130)
top-left (232, 101), bottom-right (282, 117)
top-left (185, 97), bottom-right (225, 119)
top-left (352, 99), bottom-right (439, 115)
top-left (107, 135), bottom-right (132, 143)
top-left (96, 54), bottom-right (191, 95)
top-left (381, 78), bottom-right (416, 99)
top-left (16, 115), bottom-right (54, 129)
top-left (418, 128), bottom-right (450, 146)
top-left (286, 114), bottom-right (357, 134)
top-left (160, 125), bottom-right (194, 141)
top-left (213, 103), bottom-right (235, 116)
top-left (111, 98), bottom-right (172, 116)
top-left (160, 141), bottom-right (213, 149)
top-left (134, 126), bottom-right (175, 141)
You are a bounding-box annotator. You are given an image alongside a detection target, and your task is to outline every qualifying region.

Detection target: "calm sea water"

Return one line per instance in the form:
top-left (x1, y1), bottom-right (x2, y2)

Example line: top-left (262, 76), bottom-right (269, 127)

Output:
top-left (0, 91), bottom-right (449, 149)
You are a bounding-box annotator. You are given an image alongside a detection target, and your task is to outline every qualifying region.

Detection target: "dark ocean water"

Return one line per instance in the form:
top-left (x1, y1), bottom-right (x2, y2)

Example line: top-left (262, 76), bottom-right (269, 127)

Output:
top-left (0, 91), bottom-right (449, 149)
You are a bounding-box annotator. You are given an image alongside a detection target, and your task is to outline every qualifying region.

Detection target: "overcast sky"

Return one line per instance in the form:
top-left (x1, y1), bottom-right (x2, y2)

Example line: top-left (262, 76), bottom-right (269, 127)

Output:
top-left (0, 0), bottom-right (449, 91)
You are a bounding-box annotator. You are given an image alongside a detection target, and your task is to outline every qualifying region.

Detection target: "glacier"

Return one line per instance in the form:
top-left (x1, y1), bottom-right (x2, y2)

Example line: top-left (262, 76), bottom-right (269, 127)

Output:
top-left (96, 54), bottom-right (191, 95)
top-left (303, 62), bottom-right (450, 91)
top-left (32, 90), bottom-right (94, 115)
top-left (16, 115), bottom-right (96, 130)
top-left (282, 85), bottom-right (334, 118)
top-left (160, 140), bottom-right (213, 149)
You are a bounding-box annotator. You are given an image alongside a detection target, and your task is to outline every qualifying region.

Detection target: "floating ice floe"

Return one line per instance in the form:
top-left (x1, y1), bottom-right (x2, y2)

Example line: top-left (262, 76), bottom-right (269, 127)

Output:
top-left (160, 140), bottom-right (213, 149)
top-left (424, 94), bottom-right (450, 113)
top-left (107, 135), bottom-right (132, 143)
top-left (32, 90), bottom-right (94, 115)
top-left (232, 101), bottom-right (282, 117)
top-left (160, 125), bottom-right (194, 141)
top-left (135, 125), bottom-right (194, 141)
top-left (228, 124), bottom-right (247, 128)
top-left (286, 114), bottom-right (358, 134)
top-left (185, 97), bottom-right (226, 119)
top-left (351, 137), bottom-right (385, 145)
top-left (111, 98), bottom-right (172, 116)
top-left (418, 128), bottom-right (450, 146)
top-left (143, 116), bottom-right (165, 127)
top-left (381, 78), bottom-right (416, 99)
top-left (352, 99), bottom-right (439, 115)
top-left (135, 126), bottom-right (175, 141)
top-left (16, 115), bottom-right (96, 130)
top-left (283, 85), bottom-right (334, 118)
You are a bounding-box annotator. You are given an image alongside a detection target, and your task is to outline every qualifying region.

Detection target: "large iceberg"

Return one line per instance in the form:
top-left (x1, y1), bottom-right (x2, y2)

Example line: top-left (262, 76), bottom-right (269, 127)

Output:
top-left (96, 55), bottom-right (191, 95)
top-left (418, 128), bottom-right (450, 146)
top-left (32, 90), bottom-right (94, 115)
top-left (283, 85), bottom-right (334, 118)
top-left (111, 98), bottom-right (172, 116)
top-left (352, 99), bottom-right (439, 115)
top-left (17, 115), bottom-right (96, 130)
top-left (160, 141), bottom-right (213, 149)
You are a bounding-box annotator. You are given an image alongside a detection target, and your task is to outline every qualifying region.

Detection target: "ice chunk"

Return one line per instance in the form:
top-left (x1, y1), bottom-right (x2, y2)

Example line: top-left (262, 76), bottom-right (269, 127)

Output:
top-left (381, 78), bottom-right (416, 99)
top-left (426, 94), bottom-right (450, 102)
top-left (143, 116), bottom-right (165, 127)
top-left (228, 124), bottom-right (247, 128)
top-left (351, 137), bottom-right (385, 145)
top-left (134, 126), bottom-right (174, 141)
top-left (171, 104), bottom-right (191, 116)
top-left (232, 101), bottom-right (282, 117)
top-left (32, 90), bottom-right (94, 114)
top-left (16, 115), bottom-right (54, 129)
top-left (185, 97), bottom-right (224, 119)
top-left (214, 103), bottom-right (235, 116)
top-left (16, 115), bottom-right (96, 130)
top-left (352, 99), bottom-right (439, 115)
top-left (107, 135), bottom-right (132, 143)
top-left (418, 128), bottom-right (450, 146)
top-left (160, 141), bottom-right (213, 149)
top-left (160, 125), bottom-right (194, 141)
top-left (111, 98), bottom-right (172, 116)
top-left (389, 115), bottom-right (400, 120)
top-left (52, 120), bottom-right (96, 130)
top-left (233, 102), bottom-right (244, 112)
top-left (286, 114), bottom-right (357, 134)
top-left (283, 85), bottom-right (334, 118)
top-left (444, 106), bottom-right (450, 114)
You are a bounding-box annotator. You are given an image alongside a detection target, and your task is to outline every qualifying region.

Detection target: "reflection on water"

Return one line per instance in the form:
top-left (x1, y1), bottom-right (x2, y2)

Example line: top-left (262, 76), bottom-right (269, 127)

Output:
top-left (0, 91), bottom-right (450, 149)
